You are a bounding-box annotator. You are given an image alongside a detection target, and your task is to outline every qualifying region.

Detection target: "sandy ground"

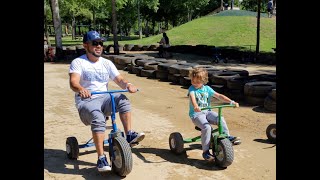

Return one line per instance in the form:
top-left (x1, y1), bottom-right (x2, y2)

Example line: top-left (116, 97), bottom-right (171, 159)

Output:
top-left (44, 52), bottom-right (276, 180)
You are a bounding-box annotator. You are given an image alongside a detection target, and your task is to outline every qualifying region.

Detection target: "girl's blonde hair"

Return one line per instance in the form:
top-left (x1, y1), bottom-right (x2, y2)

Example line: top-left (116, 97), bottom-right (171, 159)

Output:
top-left (189, 68), bottom-right (209, 84)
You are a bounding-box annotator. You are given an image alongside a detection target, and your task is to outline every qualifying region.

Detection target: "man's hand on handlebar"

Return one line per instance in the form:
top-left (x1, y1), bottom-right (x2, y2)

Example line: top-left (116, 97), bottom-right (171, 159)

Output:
top-left (127, 83), bottom-right (138, 93)
top-left (79, 88), bottom-right (91, 98)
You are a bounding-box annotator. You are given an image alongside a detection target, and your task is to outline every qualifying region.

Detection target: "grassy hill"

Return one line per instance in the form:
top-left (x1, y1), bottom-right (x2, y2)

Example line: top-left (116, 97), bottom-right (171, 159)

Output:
top-left (52, 10), bottom-right (276, 52)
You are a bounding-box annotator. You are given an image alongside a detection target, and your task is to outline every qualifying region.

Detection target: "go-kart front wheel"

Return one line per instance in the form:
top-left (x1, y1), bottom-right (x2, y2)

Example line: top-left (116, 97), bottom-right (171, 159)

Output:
top-left (266, 124), bottom-right (276, 143)
top-left (109, 136), bottom-right (133, 177)
top-left (213, 138), bottom-right (234, 168)
top-left (169, 132), bottom-right (185, 154)
top-left (66, 136), bottom-right (79, 159)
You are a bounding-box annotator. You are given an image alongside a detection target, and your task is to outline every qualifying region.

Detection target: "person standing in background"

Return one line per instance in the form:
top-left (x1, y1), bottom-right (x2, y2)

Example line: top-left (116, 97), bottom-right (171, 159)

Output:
top-left (267, 0), bottom-right (273, 18)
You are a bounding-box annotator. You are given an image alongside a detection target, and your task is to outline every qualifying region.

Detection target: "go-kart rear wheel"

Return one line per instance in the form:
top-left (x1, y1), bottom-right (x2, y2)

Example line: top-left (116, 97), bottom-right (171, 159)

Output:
top-left (213, 138), bottom-right (234, 168)
top-left (66, 136), bottom-right (79, 159)
top-left (169, 132), bottom-right (185, 154)
top-left (109, 136), bottom-right (133, 177)
top-left (266, 124), bottom-right (276, 143)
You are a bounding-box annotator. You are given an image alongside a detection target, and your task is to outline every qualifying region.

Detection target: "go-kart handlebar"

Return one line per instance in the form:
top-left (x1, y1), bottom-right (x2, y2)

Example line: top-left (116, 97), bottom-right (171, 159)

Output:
top-left (201, 104), bottom-right (236, 111)
top-left (91, 89), bottom-right (139, 95)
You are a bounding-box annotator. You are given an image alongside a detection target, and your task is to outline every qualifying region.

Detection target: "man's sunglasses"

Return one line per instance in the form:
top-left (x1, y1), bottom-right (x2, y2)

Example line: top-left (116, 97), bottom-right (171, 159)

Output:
top-left (91, 41), bottom-right (103, 46)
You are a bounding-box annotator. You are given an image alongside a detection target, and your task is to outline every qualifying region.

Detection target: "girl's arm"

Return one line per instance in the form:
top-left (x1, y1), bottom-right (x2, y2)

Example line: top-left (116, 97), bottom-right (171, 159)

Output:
top-left (213, 92), bottom-right (239, 107)
top-left (190, 93), bottom-right (201, 112)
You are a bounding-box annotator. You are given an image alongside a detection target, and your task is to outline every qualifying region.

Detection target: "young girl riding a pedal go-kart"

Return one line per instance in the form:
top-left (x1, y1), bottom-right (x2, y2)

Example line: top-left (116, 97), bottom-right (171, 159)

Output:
top-left (187, 68), bottom-right (241, 161)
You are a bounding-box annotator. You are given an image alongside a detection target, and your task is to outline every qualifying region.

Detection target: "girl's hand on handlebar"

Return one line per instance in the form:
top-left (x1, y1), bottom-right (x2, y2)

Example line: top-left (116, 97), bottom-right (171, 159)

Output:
top-left (194, 106), bottom-right (201, 112)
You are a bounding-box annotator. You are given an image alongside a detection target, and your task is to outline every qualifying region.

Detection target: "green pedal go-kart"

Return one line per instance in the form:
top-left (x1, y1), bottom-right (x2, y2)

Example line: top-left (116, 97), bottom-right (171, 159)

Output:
top-left (169, 104), bottom-right (236, 168)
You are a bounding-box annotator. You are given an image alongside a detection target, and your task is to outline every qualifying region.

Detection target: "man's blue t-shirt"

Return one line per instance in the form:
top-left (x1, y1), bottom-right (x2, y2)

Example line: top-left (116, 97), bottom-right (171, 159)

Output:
top-left (188, 85), bottom-right (215, 118)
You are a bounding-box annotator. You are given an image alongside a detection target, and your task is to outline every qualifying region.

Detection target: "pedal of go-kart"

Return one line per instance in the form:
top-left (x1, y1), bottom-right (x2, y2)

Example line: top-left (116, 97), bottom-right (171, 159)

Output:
top-left (130, 142), bottom-right (139, 147)
top-left (195, 126), bottom-right (201, 131)
top-left (233, 140), bottom-right (241, 145)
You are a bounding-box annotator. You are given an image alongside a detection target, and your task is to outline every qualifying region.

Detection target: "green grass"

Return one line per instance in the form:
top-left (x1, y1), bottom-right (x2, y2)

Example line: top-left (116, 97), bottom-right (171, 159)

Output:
top-left (49, 10), bottom-right (276, 52)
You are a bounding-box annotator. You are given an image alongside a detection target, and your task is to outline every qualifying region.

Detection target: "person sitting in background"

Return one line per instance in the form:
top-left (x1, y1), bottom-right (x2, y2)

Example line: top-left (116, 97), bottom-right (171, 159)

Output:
top-left (158, 33), bottom-right (171, 58)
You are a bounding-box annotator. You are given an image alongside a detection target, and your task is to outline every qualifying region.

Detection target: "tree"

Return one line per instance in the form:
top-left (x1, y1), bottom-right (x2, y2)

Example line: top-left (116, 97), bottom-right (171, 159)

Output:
top-left (44, 0), bottom-right (51, 46)
top-left (112, 0), bottom-right (119, 54)
top-left (50, 0), bottom-right (63, 60)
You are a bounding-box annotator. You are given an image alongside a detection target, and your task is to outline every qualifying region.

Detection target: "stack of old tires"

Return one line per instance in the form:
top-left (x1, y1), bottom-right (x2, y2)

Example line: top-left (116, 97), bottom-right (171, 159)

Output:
top-left (155, 60), bottom-right (183, 80)
top-left (167, 63), bottom-right (200, 84)
top-left (76, 45), bottom-right (86, 56)
top-left (244, 80), bottom-right (276, 106)
top-left (264, 88), bottom-right (276, 112)
top-left (131, 58), bottom-right (157, 76)
top-left (210, 69), bottom-right (249, 100)
top-left (102, 53), bottom-right (276, 112)
top-left (64, 46), bottom-right (77, 61)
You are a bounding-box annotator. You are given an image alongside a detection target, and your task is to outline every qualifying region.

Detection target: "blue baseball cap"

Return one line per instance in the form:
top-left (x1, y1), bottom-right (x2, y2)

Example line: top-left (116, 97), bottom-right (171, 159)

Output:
top-left (83, 31), bottom-right (105, 43)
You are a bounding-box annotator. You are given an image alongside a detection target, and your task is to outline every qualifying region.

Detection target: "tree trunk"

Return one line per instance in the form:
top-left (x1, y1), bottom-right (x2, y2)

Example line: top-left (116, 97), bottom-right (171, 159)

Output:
top-left (72, 15), bottom-right (75, 40)
top-left (44, 7), bottom-right (51, 46)
top-left (165, 20), bottom-right (168, 30)
top-left (112, 0), bottom-right (119, 55)
top-left (256, 0), bottom-right (261, 57)
top-left (221, 0), bottom-right (224, 11)
top-left (145, 20), bottom-right (149, 37)
top-left (65, 23), bottom-right (69, 36)
top-left (50, 0), bottom-right (63, 61)
top-left (138, 0), bottom-right (142, 39)
top-left (152, 19), bottom-right (155, 35)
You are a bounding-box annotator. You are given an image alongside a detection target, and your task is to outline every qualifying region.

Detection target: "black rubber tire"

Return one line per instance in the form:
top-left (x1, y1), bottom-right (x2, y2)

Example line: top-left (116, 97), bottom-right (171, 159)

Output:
top-left (264, 96), bottom-right (276, 112)
top-left (213, 138), bottom-right (234, 168)
top-left (244, 81), bottom-right (276, 97)
top-left (156, 70), bottom-right (169, 80)
top-left (66, 137), bottom-right (79, 160)
top-left (109, 136), bottom-right (133, 177)
top-left (266, 124), bottom-right (276, 143)
top-left (169, 132), bottom-right (185, 154)
top-left (270, 89), bottom-right (276, 100)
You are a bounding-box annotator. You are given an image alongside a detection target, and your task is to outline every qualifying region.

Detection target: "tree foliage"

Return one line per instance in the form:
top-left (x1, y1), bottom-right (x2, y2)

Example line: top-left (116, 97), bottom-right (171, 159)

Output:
top-left (241, 0), bottom-right (269, 12)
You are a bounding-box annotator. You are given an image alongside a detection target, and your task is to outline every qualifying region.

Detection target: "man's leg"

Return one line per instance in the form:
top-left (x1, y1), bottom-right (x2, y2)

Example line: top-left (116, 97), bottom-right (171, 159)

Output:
top-left (120, 112), bottom-right (131, 134)
top-left (120, 111), bottom-right (145, 145)
top-left (78, 96), bottom-right (111, 172)
top-left (103, 93), bottom-right (145, 145)
top-left (92, 132), bottom-right (105, 157)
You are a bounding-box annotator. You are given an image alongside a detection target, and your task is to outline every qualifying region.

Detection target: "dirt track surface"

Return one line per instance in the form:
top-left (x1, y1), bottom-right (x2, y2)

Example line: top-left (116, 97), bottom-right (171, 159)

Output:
top-left (44, 53), bottom-right (276, 180)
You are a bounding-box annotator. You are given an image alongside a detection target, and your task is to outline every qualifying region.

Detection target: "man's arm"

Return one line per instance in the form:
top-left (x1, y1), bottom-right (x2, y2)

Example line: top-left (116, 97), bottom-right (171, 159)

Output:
top-left (69, 73), bottom-right (91, 98)
top-left (113, 74), bottom-right (138, 93)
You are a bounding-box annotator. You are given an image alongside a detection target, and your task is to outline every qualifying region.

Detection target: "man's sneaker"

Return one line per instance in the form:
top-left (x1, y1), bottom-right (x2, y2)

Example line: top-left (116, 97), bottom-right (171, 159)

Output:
top-left (97, 156), bottom-right (111, 172)
top-left (202, 151), bottom-right (215, 162)
top-left (228, 136), bottom-right (241, 145)
top-left (127, 131), bottom-right (145, 145)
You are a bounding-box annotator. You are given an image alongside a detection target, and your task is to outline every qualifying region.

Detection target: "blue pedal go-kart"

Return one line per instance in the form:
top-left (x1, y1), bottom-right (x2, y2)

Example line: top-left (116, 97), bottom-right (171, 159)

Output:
top-left (169, 104), bottom-right (235, 168)
top-left (66, 90), bottom-right (133, 176)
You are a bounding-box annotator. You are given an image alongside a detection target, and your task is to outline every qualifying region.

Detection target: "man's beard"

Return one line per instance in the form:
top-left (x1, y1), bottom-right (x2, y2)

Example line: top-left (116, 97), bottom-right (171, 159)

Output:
top-left (88, 49), bottom-right (102, 57)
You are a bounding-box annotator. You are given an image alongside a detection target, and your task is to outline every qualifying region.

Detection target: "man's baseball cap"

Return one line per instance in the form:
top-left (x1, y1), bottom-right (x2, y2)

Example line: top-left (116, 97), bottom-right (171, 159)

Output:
top-left (83, 31), bottom-right (105, 43)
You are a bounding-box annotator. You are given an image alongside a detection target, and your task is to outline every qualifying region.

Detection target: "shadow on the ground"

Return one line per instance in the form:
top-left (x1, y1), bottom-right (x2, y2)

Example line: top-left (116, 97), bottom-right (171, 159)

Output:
top-left (132, 146), bottom-right (227, 171)
top-left (44, 148), bottom-right (125, 180)
top-left (253, 139), bottom-right (276, 148)
top-left (252, 106), bottom-right (276, 113)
